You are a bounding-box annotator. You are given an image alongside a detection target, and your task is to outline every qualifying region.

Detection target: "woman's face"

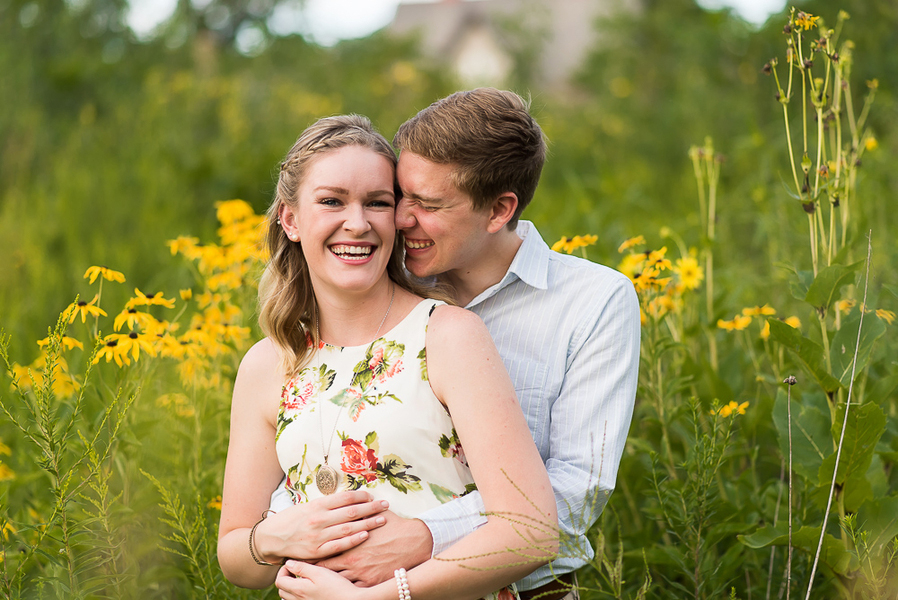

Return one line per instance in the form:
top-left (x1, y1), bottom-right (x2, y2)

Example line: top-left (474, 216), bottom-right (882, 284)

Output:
top-left (281, 145), bottom-right (396, 299)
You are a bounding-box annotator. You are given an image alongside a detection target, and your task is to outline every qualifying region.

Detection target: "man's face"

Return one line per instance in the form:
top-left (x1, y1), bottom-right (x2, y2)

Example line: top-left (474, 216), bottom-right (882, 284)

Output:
top-left (395, 152), bottom-right (493, 279)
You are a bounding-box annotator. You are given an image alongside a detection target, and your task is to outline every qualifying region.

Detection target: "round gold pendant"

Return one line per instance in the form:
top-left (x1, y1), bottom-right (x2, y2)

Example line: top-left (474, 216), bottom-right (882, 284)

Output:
top-left (316, 464), bottom-right (339, 495)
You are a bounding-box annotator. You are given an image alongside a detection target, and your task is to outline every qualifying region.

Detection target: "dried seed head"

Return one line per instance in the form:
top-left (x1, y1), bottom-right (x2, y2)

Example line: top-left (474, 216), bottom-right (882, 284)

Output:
top-left (762, 62), bottom-right (773, 75)
top-left (802, 201), bottom-right (815, 214)
top-left (783, 23), bottom-right (793, 34)
top-left (803, 59), bottom-right (814, 69)
top-left (784, 375), bottom-right (798, 385)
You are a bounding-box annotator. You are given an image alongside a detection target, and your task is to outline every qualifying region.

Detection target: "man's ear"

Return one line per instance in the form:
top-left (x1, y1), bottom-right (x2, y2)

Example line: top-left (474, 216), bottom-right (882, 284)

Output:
top-left (486, 192), bottom-right (518, 234)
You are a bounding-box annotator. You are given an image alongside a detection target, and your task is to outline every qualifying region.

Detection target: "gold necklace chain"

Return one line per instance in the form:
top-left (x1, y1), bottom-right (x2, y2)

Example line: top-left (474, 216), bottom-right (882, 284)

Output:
top-left (314, 283), bottom-right (395, 495)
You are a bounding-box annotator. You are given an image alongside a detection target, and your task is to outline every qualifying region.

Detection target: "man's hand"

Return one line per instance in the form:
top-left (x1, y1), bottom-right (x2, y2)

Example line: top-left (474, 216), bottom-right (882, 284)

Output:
top-left (315, 511), bottom-right (433, 586)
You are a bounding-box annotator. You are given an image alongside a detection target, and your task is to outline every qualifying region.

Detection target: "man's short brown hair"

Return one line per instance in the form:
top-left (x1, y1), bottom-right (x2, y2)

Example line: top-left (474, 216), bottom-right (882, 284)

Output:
top-left (393, 88), bottom-right (547, 228)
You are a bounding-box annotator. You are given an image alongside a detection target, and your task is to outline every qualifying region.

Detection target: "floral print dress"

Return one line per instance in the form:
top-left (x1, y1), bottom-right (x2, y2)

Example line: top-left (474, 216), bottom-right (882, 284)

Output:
top-left (275, 299), bottom-right (518, 600)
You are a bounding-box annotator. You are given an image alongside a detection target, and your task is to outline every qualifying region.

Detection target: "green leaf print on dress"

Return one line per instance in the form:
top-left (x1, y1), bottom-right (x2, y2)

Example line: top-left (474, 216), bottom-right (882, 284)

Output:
top-left (339, 431), bottom-right (422, 493)
top-left (277, 364), bottom-right (336, 440)
top-left (417, 347), bottom-right (428, 381)
top-left (438, 428), bottom-right (468, 466)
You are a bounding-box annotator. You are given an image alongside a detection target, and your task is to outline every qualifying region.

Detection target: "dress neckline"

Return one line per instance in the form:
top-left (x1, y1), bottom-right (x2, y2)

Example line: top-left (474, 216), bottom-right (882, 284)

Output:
top-left (320, 299), bottom-right (437, 351)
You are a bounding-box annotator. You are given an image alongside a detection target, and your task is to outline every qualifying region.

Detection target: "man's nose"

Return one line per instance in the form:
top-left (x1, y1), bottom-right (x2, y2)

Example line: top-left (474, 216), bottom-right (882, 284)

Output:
top-left (395, 200), bottom-right (416, 229)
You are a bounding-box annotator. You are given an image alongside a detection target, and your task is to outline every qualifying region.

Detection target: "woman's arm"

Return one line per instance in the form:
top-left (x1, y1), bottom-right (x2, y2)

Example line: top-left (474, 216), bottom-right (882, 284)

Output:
top-left (276, 306), bottom-right (558, 599)
top-left (218, 339), bottom-right (390, 588)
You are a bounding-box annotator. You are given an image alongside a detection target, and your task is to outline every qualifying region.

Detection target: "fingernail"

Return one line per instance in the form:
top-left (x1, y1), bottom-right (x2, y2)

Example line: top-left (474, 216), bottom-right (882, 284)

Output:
top-left (360, 531), bottom-right (369, 540)
top-left (376, 516), bottom-right (386, 525)
top-left (380, 500), bottom-right (389, 508)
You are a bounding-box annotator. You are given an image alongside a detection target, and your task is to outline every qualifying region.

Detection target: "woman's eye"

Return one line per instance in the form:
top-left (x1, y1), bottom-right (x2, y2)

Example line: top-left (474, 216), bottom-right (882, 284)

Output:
top-left (369, 200), bottom-right (394, 208)
top-left (319, 198), bottom-right (341, 206)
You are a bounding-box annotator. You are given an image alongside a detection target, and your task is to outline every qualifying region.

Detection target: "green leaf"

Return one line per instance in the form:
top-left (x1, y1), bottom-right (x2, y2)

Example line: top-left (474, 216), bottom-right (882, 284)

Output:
top-left (776, 262), bottom-right (813, 302)
top-left (866, 372), bottom-right (898, 407)
top-left (804, 262), bottom-right (863, 311)
top-left (856, 496), bottom-right (898, 553)
top-left (768, 319), bottom-right (842, 393)
top-left (773, 389), bottom-right (832, 482)
top-left (818, 402), bottom-right (886, 488)
top-left (829, 310), bottom-right (886, 388)
top-left (738, 525), bottom-right (857, 574)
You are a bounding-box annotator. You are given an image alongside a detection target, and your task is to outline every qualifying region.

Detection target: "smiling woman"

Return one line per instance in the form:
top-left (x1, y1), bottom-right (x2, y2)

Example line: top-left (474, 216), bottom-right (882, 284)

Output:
top-left (216, 114), bottom-right (557, 599)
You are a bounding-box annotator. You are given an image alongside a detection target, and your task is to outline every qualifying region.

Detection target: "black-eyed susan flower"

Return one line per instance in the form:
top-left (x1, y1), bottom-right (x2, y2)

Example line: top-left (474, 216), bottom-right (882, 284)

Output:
top-left (551, 234), bottom-right (598, 254)
top-left (65, 296), bottom-right (107, 324)
top-left (742, 305), bottom-right (776, 317)
top-left (113, 308), bottom-right (155, 332)
top-left (876, 309), bottom-right (895, 325)
top-left (94, 337), bottom-right (130, 367)
top-left (83, 265), bottom-right (125, 285)
top-left (116, 331), bottom-right (157, 362)
top-left (718, 315), bottom-right (752, 331)
top-left (207, 495), bottom-right (223, 510)
top-left (673, 257), bottom-right (704, 290)
top-left (126, 289), bottom-right (175, 310)
top-left (618, 235), bottom-right (646, 253)
top-left (37, 336), bottom-right (83, 351)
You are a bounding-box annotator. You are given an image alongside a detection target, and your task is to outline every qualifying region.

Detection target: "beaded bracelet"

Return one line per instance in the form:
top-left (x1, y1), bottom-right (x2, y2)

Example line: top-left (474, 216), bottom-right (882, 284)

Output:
top-left (394, 568), bottom-right (411, 600)
top-left (249, 509), bottom-right (278, 566)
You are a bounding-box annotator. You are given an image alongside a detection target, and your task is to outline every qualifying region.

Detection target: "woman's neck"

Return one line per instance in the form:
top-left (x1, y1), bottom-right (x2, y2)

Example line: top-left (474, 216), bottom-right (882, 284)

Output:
top-left (315, 280), bottom-right (419, 347)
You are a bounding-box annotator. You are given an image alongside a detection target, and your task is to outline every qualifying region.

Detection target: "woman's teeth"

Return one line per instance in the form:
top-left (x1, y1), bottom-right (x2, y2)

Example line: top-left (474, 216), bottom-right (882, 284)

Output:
top-left (331, 245), bottom-right (373, 260)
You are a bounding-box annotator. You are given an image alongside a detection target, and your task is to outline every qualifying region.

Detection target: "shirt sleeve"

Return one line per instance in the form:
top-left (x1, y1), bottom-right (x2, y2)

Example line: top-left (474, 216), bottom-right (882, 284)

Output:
top-left (418, 275), bottom-right (640, 580)
top-left (516, 276), bottom-right (640, 589)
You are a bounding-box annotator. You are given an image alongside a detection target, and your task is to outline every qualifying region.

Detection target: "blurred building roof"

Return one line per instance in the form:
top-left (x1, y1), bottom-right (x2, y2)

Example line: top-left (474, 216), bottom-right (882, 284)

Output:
top-left (389, 0), bottom-right (637, 90)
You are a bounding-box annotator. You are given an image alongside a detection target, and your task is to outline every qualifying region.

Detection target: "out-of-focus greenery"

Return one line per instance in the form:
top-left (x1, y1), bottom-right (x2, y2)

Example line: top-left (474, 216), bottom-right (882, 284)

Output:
top-left (2, 0), bottom-right (897, 598)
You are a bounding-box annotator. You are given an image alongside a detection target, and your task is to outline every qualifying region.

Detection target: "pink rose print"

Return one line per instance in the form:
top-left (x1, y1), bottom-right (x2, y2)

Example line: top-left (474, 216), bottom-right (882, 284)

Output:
top-left (341, 439), bottom-right (378, 482)
top-left (497, 588), bottom-right (516, 600)
top-left (282, 379), bottom-right (314, 411)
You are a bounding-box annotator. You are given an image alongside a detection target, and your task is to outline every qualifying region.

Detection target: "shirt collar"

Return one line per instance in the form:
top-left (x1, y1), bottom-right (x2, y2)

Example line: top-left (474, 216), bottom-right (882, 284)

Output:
top-left (465, 221), bottom-right (549, 308)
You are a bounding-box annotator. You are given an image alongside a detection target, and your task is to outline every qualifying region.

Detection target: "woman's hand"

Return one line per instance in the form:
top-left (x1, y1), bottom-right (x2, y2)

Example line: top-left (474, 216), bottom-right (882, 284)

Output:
top-left (255, 491), bottom-right (390, 563)
top-left (276, 560), bottom-right (366, 600)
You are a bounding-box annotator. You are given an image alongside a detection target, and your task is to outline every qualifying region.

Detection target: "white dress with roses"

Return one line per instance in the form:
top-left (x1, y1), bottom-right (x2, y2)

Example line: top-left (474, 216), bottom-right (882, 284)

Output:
top-left (275, 299), bottom-right (517, 600)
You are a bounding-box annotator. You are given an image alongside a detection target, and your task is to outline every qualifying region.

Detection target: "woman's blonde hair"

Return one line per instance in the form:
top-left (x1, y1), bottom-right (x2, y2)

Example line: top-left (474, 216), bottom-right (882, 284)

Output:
top-left (259, 114), bottom-right (450, 376)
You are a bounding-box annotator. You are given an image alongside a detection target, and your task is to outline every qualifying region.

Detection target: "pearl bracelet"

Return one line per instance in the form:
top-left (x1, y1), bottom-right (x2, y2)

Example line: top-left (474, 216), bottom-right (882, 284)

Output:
top-left (394, 568), bottom-right (411, 600)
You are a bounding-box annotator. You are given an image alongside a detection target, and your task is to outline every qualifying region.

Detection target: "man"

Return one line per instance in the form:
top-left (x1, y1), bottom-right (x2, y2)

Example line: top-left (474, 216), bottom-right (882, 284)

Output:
top-left (315, 88), bottom-right (640, 600)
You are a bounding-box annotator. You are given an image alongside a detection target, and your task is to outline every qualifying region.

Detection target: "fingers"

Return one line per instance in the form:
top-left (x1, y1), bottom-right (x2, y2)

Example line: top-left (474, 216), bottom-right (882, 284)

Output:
top-left (317, 496), bottom-right (390, 530)
top-left (317, 527), bottom-right (375, 558)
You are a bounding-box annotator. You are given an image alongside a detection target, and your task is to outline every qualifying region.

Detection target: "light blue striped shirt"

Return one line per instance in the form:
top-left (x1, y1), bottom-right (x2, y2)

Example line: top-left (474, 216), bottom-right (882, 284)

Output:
top-left (418, 221), bottom-right (640, 591)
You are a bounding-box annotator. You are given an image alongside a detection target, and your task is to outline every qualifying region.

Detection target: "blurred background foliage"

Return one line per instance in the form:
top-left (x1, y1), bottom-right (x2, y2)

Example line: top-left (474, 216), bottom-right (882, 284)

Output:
top-left (1, 0), bottom-right (898, 597)
top-left (1, 0), bottom-right (895, 353)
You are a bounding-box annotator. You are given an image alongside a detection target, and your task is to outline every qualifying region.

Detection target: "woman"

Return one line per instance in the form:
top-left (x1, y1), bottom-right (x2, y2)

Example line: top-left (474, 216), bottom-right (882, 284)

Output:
top-left (217, 115), bottom-right (557, 600)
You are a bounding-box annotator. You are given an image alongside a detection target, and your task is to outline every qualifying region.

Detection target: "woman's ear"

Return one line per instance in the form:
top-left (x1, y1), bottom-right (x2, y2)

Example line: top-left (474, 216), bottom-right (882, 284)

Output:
top-left (486, 192), bottom-right (519, 234)
top-left (279, 203), bottom-right (300, 241)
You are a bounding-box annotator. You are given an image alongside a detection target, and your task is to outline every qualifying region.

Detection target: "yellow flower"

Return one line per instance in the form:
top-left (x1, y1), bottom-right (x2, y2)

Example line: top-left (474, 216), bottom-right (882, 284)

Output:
top-left (167, 236), bottom-right (200, 257)
top-left (65, 295), bottom-right (107, 324)
top-left (760, 321), bottom-right (771, 340)
top-left (0, 439), bottom-right (10, 456)
top-left (37, 336), bottom-right (84, 351)
top-left (717, 315), bottom-right (752, 331)
top-left (0, 463), bottom-right (15, 482)
top-left (1, 519), bottom-right (16, 539)
top-left (207, 495), bottom-right (223, 511)
top-left (865, 137), bottom-right (878, 151)
top-left (180, 288), bottom-right (193, 301)
top-left (742, 305), bottom-right (776, 317)
top-left (83, 265), bottom-right (125, 285)
top-left (794, 11), bottom-right (821, 30)
top-left (617, 253), bottom-right (647, 279)
top-left (552, 234), bottom-right (598, 254)
top-left (116, 331), bottom-right (157, 362)
top-left (673, 257), bottom-right (704, 290)
top-left (93, 337), bottom-right (131, 367)
top-left (113, 308), bottom-right (156, 332)
top-left (784, 316), bottom-right (801, 329)
top-left (717, 401), bottom-right (749, 417)
top-left (215, 199), bottom-right (255, 226)
top-left (618, 235), bottom-right (646, 253)
top-left (836, 299), bottom-right (856, 314)
top-left (876, 309), bottom-right (895, 325)
top-left (126, 289), bottom-right (176, 310)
